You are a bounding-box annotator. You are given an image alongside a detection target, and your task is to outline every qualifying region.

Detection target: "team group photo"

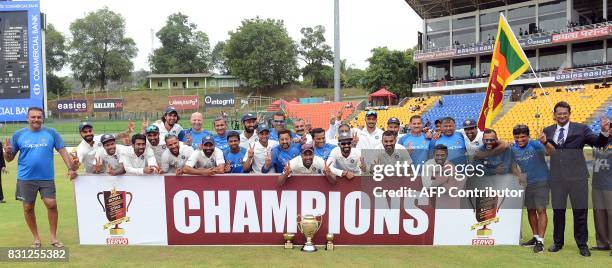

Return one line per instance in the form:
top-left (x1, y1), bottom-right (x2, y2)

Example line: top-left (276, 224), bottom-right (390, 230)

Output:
top-left (0, 0), bottom-right (611, 266)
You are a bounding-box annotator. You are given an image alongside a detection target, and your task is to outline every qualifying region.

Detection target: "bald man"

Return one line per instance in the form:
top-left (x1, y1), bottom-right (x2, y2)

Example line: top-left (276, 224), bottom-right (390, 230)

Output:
top-left (180, 112), bottom-right (212, 150)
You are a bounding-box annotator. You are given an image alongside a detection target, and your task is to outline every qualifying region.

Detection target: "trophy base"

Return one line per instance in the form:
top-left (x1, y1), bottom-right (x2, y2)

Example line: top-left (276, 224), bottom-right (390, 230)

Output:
top-left (477, 229), bottom-right (492, 236)
top-left (284, 243), bottom-right (293, 249)
top-left (301, 243), bottom-right (317, 252)
top-left (110, 228), bottom-right (125, 235)
top-left (326, 242), bottom-right (334, 251)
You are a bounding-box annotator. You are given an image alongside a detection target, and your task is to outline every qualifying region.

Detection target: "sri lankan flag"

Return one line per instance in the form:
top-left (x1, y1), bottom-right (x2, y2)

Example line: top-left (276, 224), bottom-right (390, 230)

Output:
top-left (477, 13), bottom-right (529, 131)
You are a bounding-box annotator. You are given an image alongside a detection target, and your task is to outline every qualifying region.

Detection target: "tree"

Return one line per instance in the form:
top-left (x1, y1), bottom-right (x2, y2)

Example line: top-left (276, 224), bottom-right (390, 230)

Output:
top-left (45, 24), bottom-right (67, 73)
top-left (345, 67), bottom-right (366, 88)
top-left (211, 41), bottom-right (228, 74)
top-left (298, 25), bottom-right (333, 88)
top-left (47, 73), bottom-right (69, 96)
top-left (68, 7), bottom-right (137, 90)
top-left (149, 13), bottom-right (211, 74)
top-left (224, 17), bottom-right (299, 89)
top-left (362, 47), bottom-right (417, 98)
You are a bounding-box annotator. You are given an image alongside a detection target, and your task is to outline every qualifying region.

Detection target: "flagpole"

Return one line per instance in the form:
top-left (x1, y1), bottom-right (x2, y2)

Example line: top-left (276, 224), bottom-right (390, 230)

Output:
top-left (500, 12), bottom-right (554, 113)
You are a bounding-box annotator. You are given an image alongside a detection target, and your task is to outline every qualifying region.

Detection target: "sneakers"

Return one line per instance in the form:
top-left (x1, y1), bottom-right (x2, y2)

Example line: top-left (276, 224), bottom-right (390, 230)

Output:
top-left (521, 237), bottom-right (537, 247)
top-left (533, 241), bottom-right (544, 253)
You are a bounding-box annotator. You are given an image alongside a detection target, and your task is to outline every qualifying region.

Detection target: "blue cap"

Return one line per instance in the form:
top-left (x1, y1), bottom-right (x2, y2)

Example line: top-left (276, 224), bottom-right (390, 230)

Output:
top-left (145, 124), bottom-right (159, 133)
top-left (201, 135), bottom-right (215, 145)
top-left (337, 131), bottom-right (352, 141)
top-left (387, 117), bottom-right (400, 125)
top-left (79, 122), bottom-right (93, 132)
top-left (257, 124), bottom-right (270, 133)
top-left (242, 113), bottom-right (257, 122)
top-left (365, 110), bottom-right (377, 117)
top-left (463, 119), bottom-right (477, 129)
top-left (301, 143), bottom-right (314, 152)
top-left (100, 134), bottom-right (115, 144)
top-left (165, 106), bottom-right (178, 114)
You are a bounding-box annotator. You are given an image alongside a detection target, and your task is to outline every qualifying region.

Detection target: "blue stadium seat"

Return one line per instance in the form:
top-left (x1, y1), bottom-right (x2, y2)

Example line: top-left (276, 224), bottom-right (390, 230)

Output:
top-left (421, 92), bottom-right (486, 129)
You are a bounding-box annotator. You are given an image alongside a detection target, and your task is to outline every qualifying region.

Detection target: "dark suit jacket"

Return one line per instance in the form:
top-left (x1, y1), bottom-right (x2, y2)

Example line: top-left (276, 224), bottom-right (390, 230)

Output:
top-left (544, 122), bottom-right (609, 181)
top-left (0, 141), bottom-right (5, 170)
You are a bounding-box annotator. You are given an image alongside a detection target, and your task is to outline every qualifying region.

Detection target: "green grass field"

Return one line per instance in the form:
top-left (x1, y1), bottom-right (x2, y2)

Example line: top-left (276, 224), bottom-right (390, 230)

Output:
top-left (0, 158), bottom-right (610, 267)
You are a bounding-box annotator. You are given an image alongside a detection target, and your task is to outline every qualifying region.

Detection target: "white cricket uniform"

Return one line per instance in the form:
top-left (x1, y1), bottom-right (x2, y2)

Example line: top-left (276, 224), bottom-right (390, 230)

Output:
top-left (154, 122), bottom-right (183, 137)
top-left (243, 140), bottom-right (279, 173)
top-left (289, 155), bottom-right (326, 174)
top-left (146, 139), bottom-right (167, 166)
top-left (239, 131), bottom-right (258, 149)
top-left (458, 129), bottom-right (483, 161)
top-left (93, 145), bottom-right (132, 173)
top-left (160, 144), bottom-right (195, 174)
top-left (373, 143), bottom-right (412, 166)
top-left (76, 135), bottom-right (102, 173)
top-left (326, 147), bottom-right (362, 177)
top-left (119, 148), bottom-right (158, 175)
top-left (185, 147), bottom-right (225, 169)
top-left (356, 128), bottom-right (384, 150)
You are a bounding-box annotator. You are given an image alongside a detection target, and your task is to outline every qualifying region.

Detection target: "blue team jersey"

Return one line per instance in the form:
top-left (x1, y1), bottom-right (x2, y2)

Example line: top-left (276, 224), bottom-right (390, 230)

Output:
top-left (398, 133), bottom-right (431, 165)
top-left (270, 143), bottom-right (301, 172)
top-left (475, 145), bottom-right (512, 175)
top-left (10, 127), bottom-right (65, 181)
top-left (269, 129), bottom-right (296, 141)
top-left (510, 140), bottom-right (550, 184)
top-left (223, 147), bottom-right (247, 173)
top-left (214, 133), bottom-right (229, 151)
top-left (180, 128), bottom-right (212, 150)
top-left (314, 143), bottom-right (337, 161)
top-left (432, 132), bottom-right (467, 165)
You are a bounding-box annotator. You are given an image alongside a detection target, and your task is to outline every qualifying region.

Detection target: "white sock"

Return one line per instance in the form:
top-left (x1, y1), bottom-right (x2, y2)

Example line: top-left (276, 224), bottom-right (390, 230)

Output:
top-left (536, 236), bottom-right (544, 242)
top-left (533, 235), bottom-right (540, 240)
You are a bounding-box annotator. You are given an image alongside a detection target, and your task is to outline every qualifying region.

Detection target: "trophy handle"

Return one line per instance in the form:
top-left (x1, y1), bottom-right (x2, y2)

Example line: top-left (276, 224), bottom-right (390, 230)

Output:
top-left (125, 192), bottom-right (133, 211)
top-left (296, 215), bottom-right (302, 233)
top-left (97, 192), bottom-right (106, 212)
top-left (315, 215), bottom-right (323, 233)
top-left (496, 196), bottom-right (506, 212)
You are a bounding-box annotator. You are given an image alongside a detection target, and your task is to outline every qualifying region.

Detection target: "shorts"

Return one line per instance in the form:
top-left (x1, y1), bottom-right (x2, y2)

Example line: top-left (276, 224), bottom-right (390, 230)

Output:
top-left (15, 180), bottom-right (56, 204)
top-left (524, 181), bottom-right (549, 209)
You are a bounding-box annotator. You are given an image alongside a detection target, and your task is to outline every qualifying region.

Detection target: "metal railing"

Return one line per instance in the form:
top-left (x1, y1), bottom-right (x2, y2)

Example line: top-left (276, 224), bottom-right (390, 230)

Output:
top-left (417, 21), bottom-right (612, 56)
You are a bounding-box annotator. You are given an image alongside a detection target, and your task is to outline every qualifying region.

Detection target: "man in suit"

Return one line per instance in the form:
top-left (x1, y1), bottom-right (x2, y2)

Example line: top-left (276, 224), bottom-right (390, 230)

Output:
top-left (0, 139), bottom-right (6, 203)
top-left (544, 101), bottom-right (610, 256)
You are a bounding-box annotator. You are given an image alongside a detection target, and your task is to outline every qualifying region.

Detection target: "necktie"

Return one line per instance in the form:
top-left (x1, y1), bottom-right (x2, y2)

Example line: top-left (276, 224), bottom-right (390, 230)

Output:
top-left (557, 128), bottom-right (565, 144)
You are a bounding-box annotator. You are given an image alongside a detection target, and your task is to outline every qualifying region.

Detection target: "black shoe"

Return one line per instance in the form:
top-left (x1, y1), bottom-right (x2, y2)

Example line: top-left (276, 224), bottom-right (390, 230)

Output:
top-left (533, 241), bottom-right (544, 253)
top-left (579, 247), bottom-right (591, 257)
top-left (548, 244), bottom-right (563, 252)
top-left (590, 246), bottom-right (611, 251)
top-left (0, 200), bottom-right (5, 203)
top-left (521, 237), bottom-right (537, 247)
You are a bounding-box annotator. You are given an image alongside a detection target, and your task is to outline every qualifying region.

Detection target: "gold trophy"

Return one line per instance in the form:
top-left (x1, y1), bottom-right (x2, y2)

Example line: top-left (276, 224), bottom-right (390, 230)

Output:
top-left (283, 233), bottom-right (295, 249)
top-left (326, 233), bottom-right (334, 251)
top-left (297, 214), bottom-right (322, 252)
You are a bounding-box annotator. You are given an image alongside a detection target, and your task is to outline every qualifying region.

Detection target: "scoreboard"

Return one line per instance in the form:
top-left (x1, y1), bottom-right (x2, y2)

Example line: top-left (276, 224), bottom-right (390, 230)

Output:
top-left (0, 11), bottom-right (30, 99)
top-left (0, 1), bottom-right (43, 122)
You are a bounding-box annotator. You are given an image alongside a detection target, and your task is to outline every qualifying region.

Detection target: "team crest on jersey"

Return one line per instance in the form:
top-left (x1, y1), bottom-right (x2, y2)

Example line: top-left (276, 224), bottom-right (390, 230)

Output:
top-left (375, 135), bottom-right (380, 139)
top-left (475, 142), bottom-right (479, 145)
top-left (162, 145), bottom-right (167, 149)
top-left (139, 155), bottom-right (144, 160)
top-left (181, 155), bottom-right (186, 159)
top-left (394, 154), bottom-right (399, 159)
top-left (350, 159), bottom-right (355, 163)
top-left (98, 142), bottom-right (102, 146)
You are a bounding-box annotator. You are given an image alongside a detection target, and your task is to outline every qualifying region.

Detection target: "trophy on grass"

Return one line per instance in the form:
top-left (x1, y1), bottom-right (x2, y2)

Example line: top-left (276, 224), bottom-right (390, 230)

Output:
top-left (326, 233), bottom-right (334, 251)
top-left (297, 214), bottom-right (322, 252)
top-left (283, 233), bottom-right (295, 249)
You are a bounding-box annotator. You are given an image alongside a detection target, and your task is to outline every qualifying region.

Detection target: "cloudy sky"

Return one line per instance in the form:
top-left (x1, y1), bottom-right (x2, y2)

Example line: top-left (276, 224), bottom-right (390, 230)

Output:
top-left (41, 0), bottom-right (421, 74)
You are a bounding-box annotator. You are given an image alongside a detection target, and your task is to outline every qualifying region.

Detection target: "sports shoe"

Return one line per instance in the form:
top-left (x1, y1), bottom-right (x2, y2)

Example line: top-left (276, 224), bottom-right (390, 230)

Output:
top-left (533, 241), bottom-right (544, 253)
top-left (521, 237), bottom-right (537, 247)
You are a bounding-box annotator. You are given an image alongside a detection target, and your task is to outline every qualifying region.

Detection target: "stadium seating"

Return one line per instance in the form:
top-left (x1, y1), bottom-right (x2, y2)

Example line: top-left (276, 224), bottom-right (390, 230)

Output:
top-left (420, 92), bottom-right (486, 129)
top-left (589, 105), bottom-right (612, 133)
top-left (284, 102), bottom-right (356, 131)
top-left (493, 85), bottom-right (612, 141)
top-left (351, 96), bottom-right (440, 129)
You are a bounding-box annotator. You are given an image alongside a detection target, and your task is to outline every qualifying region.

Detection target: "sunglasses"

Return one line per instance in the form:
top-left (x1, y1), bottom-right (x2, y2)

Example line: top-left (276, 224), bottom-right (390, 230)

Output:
top-left (339, 141), bottom-right (352, 146)
top-left (273, 120), bottom-right (285, 123)
top-left (483, 138), bottom-right (497, 143)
